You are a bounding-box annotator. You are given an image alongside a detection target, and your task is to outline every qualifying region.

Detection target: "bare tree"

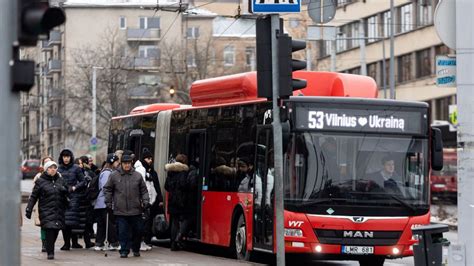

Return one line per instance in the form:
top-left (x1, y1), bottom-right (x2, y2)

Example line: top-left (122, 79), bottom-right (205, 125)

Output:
top-left (64, 28), bottom-right (131, 143)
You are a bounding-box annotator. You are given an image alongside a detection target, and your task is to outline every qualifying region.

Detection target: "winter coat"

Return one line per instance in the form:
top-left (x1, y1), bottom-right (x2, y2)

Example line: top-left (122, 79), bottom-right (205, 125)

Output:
top-left (58, 149), bottom-right (86, 228)
top-left (104, 168), bottom-right (150, 216)
top-left (164, 162), bottom-right (190, 215)
top-left (26, 173), bottom-right (69, 230)
top-left (74, 167), bottom-right (95, 233)
top-left (142, 160), bottom-right (163, 206)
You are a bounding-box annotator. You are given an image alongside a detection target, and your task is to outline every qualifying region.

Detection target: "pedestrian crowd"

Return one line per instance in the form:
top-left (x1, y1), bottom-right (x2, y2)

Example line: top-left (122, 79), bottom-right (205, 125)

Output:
top-left (25, 148), bottom-right (197, 260)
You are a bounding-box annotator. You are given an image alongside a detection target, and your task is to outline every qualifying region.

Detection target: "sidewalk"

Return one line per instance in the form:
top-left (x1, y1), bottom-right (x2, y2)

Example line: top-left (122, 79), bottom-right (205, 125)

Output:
top-left (21, 204), bottom-right (256, 266)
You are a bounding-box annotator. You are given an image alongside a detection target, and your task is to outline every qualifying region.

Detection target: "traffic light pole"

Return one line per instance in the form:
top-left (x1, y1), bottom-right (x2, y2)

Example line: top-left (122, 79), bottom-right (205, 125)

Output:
top-left (0, 0), bottom-right (21, 265)
top-left (270, 14), bottom-right (285, 266)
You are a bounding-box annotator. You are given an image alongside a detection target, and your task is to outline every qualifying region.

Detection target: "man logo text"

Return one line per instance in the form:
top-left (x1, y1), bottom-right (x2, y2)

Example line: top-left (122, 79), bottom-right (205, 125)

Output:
top-left (343, 231), bottom-right (374, 238)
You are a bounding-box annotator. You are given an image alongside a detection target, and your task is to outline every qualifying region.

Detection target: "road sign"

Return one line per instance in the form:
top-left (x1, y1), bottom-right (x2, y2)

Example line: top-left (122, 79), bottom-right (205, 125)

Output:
top-left (251, 0), bottom-right (301, 13)
top-left (434, 0), bottom-right (456, 50)
top-left (307, 25), bottom-right (337, 41)
top-left (436, 55), bottom-right (456, 87)
top-left (308, 0), bottom-right (336, 24)
top-left (90, 137), bottom-right (98, 145)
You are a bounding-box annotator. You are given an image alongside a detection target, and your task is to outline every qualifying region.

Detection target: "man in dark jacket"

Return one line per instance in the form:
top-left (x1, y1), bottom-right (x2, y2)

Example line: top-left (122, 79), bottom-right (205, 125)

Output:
top-left (26, 161), bottom-right (69, 260)
top-left (104, 154), bottom-right (150, 258)
top-left (58, 149), bottom-right (86, 250)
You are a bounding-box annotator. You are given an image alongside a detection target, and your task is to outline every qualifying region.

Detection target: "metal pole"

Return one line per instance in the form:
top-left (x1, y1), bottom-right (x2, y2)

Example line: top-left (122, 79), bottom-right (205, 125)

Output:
top-left (382, 39), bottom-right (387, 98)
top-left (270, 14), bottom-right (285, 266)
top-left (389, 0), bottom-right (395, 99)
top-left (456, 1), bottom-right (474, 265)
top-left (330, 39), bottom-right (336, 72)
top-left (0, 0), bottom-right (21, 265)
top-left (92, 67), bottom-right (98, 163)
top-left (359, 19), bottom-right (367, 76)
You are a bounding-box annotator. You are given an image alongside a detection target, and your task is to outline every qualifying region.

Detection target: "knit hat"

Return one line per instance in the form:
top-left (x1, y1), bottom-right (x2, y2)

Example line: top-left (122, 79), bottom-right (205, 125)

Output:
top-left (106, 153), bottom-right (119, 164)
top-left (142, 149), bottom-right (153, 160)
top-left (43, 161), bottom-right (58, 171)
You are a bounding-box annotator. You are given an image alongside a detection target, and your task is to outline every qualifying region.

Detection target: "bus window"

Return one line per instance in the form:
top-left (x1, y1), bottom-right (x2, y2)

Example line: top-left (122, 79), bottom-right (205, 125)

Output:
top-left (141, 115), bottom-right (157, 155)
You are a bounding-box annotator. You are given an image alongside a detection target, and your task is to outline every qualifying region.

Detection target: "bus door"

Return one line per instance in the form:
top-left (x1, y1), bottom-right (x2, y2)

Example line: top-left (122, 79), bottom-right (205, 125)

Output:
top-left (253, 126), bottom-right (274, 252)
top-left (186, 129), bottom-right (207, 240)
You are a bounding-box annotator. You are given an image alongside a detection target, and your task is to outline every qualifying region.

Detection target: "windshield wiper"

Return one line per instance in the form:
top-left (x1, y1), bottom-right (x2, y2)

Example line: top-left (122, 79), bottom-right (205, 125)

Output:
top-left (387, 194), bottom-right (417, 213)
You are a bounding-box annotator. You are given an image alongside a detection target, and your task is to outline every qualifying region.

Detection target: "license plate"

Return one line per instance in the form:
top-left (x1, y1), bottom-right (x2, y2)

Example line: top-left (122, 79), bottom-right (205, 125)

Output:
top-left (342, 246), bottom-right (374, 254)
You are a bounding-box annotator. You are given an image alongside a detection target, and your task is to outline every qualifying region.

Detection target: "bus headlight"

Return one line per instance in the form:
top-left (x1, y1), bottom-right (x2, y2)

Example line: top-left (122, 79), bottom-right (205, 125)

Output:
top-left (392, 247), bottom-right (400, 255)
top-left (284, 228), bottom-right (303, 237)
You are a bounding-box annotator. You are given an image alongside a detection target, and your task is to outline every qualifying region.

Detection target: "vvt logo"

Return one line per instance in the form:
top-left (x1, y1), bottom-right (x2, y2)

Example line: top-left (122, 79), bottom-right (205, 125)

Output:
top-left (288, 221), bottom-right (304, 227)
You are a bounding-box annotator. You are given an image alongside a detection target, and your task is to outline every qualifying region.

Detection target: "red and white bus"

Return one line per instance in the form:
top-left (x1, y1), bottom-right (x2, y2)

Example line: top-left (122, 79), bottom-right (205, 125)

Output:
top-left (108, 71), bottom-right (443, 265)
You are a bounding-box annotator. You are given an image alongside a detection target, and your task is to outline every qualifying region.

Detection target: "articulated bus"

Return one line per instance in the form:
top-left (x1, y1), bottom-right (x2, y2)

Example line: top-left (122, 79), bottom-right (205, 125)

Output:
top-left (108, 71), bottom-right (443, 265)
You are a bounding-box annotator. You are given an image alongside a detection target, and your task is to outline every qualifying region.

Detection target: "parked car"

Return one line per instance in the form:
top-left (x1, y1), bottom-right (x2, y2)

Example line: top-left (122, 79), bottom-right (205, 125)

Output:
top-left (21, 159), bottom-right (41, 179)
top-left (430, 149), bottom-right (457, 203)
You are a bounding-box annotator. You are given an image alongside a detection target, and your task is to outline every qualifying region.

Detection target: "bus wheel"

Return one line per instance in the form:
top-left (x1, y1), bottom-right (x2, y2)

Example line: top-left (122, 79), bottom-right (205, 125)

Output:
top-left (232, 214), bottom-right (251, 261)
top-left (358, 256), bottom-right (385, 266)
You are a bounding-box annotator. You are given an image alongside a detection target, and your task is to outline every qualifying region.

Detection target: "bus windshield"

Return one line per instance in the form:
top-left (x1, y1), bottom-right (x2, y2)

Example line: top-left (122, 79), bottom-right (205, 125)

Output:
top-left (283, 133), bottom-right (429, 214)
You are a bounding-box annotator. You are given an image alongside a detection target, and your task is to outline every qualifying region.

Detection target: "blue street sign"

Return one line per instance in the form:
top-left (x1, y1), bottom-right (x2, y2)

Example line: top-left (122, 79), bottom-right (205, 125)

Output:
top-left (90, 137), bottom-right (98, 145)
top-left (251, 0), bottom-right (301, 13)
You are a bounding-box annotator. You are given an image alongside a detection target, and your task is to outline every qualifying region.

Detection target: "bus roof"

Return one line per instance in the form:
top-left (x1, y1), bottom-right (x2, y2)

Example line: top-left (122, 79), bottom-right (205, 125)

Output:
top-left (129, 103), bottom-right (182, 115)
top-left (189, 71), bottom-right (378, 107)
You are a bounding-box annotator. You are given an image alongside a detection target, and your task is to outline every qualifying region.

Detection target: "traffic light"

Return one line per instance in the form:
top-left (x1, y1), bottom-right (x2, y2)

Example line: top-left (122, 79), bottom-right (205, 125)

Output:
top-left (256, 16), bottom-right (272, 99)
top-left (12, 0), bottom-right (65, 92)
top-left (256, 16), bottom-right (307, 99)
top-left (278, 34), bottom-right (307, 98)
top-left (17, 0), bottom-right (66, 46)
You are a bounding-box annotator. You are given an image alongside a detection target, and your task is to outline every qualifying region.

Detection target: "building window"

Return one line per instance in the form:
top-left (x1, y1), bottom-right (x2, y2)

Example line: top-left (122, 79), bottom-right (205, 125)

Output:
top-left (382, 11), bottom-right (392, 38)
top-left (367, 15), bottom-right (378, 43)
top-left (139, 45), bottom-right (160, 58)
top-left (435, 44), bottom-right (450, 55)
top-left (336, 0), bottom-right (352, 7)
top-left (398, 53), bottom-right (413, 83)
top-left (416, 48), bottom-right (432, 78)
top-left (186, 27), bottom-right (199, 39)
top-left (119, 16), bottom-right (127, 29)
top-left (223, 45), bottom-right (235, 66)
top-left (347, 67), bottom-right (360, 75)
top-left (187, 53), bottom-right (196, 67)
top-left (336, 31), bottom-right (347, 52)
top-left (139, 17), bottom-right (160, 29)
top-left (138, 75), bottom-right (160, 85)
top-left (400, 4), bottom-right (414, 33)
top-left (245, 47), bottom-right (255, 67)
top-left (417, 0), bottom-right (433, 27)
top-left (349, 22), bottom-right (360, 48)
top-left (319, 40), bottom-right (332, 58)
top-left (367, 62), bottom-right (378, 84)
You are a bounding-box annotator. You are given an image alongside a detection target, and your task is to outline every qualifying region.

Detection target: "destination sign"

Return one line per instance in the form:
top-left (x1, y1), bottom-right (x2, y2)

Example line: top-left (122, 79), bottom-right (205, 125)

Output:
top-left (295, 106), bottom-right (427, 135)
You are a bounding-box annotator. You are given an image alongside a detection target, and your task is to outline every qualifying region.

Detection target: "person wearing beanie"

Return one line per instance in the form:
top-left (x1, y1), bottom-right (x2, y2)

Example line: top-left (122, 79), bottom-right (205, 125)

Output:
top-left (26, 161), bottom-right (69, 260)
top-left (140, 149), bottom-right (163, 250)
top-left (93, 153), bottom-right (120, 251)
top-left (57, 149), bottom-right (86, 250)
top-left (32, 156), bottom-right (54, 253)
top-left (104, 153), bottom-right (150, 258)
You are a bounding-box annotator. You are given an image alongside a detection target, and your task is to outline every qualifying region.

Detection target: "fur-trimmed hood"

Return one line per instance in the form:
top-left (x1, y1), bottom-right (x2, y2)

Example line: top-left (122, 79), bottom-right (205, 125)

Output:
top-left (165, 162), bottom-right (189, 172)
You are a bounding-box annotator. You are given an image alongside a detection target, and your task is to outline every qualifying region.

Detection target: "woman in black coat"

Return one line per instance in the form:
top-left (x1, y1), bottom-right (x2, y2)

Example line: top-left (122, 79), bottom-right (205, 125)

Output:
top-left (164, 154), bottom-right (190, 251)
top-left (58, 149), bottom-right (86, 250)
top-left (26, 161), bottom-right (69, 260)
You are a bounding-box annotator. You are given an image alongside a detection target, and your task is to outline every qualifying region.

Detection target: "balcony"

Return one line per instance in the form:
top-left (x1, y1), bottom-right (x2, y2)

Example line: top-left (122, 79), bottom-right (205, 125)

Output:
top-left (128, 57), bottom-right (160, 70)
top-left (29, 134), bottom-right (40, 144)
top-left (46, 59), bottom-right (61, 74)
top-left (28, 97), bottom-right (40, 110)
top-left (48, 30), bottom-right (61, 45)
top-left (48, 116), bottom-right (62, 130)
top-left (41, 40), bottom-right (52, 51)
top-left (48, 87), bottom-right (64, 101)
top-left (127, 28), bottom-right (160, 41)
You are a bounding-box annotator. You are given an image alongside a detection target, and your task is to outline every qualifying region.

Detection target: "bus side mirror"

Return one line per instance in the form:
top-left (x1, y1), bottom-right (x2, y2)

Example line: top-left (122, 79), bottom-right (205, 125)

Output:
top-left (431, 127), bottom-right (443, 171)
top-left (282, 121), bottom-right (290, 153)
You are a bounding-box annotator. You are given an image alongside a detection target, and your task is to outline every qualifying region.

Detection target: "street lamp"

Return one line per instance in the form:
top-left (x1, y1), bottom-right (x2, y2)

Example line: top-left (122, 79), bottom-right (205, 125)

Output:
top-left (91, 66), bottom-right (104, 163)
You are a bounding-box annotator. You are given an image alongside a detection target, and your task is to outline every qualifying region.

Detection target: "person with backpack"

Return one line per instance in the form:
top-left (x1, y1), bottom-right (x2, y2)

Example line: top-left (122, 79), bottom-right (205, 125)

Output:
top-left (93, 153), bottom-right (120, 251)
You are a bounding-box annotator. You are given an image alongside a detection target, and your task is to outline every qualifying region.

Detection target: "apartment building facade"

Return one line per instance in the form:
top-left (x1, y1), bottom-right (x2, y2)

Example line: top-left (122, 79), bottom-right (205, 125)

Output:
top-left (315, 0), bottom-right (456, 121)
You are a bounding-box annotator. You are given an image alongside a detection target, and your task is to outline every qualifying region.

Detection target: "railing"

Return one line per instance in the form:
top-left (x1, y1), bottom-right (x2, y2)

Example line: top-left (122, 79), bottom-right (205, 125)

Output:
top-left (127, 28), bottom-right (161, 41)
top-left (47, 59), bottom-right (61, 74)
top-left (48, 87), bottom-right (64, 101)
top-left (48, 116), bottom-right (62, 129)
top-left (48, 30), bottom-right (61, 45)
top-left (133, 57), bottom-right (160, 69)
